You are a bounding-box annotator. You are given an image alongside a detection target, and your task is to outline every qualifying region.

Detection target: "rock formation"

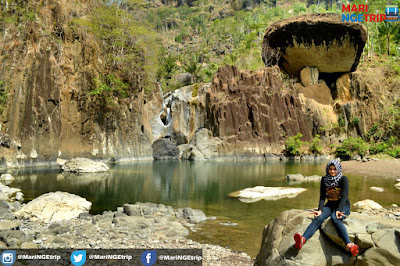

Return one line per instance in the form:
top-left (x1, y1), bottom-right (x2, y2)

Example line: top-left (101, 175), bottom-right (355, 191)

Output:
top-left (255, 209), bottom-right (400, 265)
top-left (262, 13), bottom-right (367, 76)
top-left (205, 65), bottom-right (335, 153)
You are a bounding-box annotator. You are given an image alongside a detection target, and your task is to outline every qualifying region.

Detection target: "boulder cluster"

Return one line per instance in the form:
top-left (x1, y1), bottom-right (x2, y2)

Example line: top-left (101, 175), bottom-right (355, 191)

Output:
top-left (256, 208), bottom-right (400, 265)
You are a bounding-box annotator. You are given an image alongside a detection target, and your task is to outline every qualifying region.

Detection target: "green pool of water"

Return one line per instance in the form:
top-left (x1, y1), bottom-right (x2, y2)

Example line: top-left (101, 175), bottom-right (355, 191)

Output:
top-left (9, 160), bottom-right (400, 258)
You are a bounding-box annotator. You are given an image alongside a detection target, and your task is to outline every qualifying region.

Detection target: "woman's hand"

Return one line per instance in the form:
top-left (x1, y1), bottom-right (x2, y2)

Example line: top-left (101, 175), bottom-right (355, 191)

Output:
top-left (336, 211), bottom-right (347, 219)
top-left (313, 210), bottom-right (322, 218)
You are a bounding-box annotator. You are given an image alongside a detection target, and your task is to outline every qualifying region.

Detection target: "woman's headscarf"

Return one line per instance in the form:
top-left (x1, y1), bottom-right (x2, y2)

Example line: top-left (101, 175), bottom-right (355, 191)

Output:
top-left (324, 159), bottom-right (343, 187)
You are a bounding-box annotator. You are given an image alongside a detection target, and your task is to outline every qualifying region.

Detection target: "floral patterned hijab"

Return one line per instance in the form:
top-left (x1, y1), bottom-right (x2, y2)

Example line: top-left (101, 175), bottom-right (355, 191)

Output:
top-left (324, 159), bottom-right (343, 187)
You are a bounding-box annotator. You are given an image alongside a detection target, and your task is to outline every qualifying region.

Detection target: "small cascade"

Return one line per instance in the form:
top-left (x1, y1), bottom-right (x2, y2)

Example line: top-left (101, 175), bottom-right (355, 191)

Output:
top-left (160, 92), bottom-right (172, 126)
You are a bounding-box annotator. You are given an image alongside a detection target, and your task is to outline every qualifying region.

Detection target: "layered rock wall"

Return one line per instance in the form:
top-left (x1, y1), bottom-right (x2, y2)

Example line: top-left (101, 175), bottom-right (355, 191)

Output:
top-left (205, 65), bottom-right (336, 155)
top-left (0, 0), bottom-right (152, 166)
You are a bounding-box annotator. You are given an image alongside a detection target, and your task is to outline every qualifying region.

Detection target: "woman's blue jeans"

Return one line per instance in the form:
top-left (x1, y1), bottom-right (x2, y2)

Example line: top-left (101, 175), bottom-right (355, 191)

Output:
top-left (303, 205), bottom-right (351, 244)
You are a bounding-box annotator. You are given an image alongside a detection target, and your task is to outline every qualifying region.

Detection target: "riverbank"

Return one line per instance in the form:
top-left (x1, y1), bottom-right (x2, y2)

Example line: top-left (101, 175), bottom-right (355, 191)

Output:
top-left (0, 188), bottom-right (252, 265)
top-left (341, 158), bottom-right (400, 179)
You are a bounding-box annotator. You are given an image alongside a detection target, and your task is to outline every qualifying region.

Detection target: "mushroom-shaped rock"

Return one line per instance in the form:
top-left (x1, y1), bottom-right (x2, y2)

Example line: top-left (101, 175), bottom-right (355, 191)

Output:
top-left (15, 192), bottom-right (92, 223)
top-left (262, 13), bottom-right (367, 76)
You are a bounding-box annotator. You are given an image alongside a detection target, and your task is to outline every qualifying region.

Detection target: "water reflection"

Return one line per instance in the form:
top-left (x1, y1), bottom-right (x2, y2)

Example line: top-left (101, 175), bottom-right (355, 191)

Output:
top-left (9, 160), bottom-right (400, 257)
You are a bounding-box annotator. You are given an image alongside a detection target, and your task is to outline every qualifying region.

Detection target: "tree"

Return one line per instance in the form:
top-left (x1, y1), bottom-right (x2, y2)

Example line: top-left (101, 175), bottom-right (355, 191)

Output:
top-left (378, 21), bottom-right (400, 55)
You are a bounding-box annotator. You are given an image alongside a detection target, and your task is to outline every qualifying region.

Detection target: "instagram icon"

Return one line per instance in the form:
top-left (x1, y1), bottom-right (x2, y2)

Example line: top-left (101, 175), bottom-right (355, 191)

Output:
top-left (1, 250), bottom-right (16, 266)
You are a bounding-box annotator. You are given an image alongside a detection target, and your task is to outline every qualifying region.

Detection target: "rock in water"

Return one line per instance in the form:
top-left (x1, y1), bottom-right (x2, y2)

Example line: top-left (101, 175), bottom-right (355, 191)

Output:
top-left (228, 186), bottom-right (306, 203)
top-left (262, 13), bottom-right (367, 75)
top-left (370, 186), bottom-right (384, 192)
top-left (152, 138), bottom-right (179, 160)
top-left (15, 192), bottom-right (91, 223)
top-left (61, 158), bottom-right (109, 173)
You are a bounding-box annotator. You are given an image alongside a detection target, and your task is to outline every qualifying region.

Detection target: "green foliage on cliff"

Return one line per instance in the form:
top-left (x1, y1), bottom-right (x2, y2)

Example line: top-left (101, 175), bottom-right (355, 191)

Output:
top-left (285, 133), bottom-right (304, 156)
top-left (309, 134), bottom-right (323, 154)
top-left (91, 74), bottom-right (128, 107)
top-left (73, 0), bottom-right (161, 93)
top-left (0, 1), bottom-right (37, 27)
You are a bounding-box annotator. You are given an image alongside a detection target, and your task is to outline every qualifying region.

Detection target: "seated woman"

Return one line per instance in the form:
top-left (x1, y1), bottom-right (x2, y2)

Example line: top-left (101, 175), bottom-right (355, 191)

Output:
top-left (294, 159), bottom-right (359, 256)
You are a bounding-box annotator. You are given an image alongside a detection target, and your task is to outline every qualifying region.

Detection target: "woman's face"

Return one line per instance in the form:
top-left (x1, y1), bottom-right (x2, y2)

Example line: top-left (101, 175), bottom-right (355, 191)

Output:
top-left (329, 165), bottom-right (337, 176)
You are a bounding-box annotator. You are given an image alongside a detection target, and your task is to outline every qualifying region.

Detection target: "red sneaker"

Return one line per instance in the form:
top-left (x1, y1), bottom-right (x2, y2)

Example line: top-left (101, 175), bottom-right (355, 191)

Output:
top-left (346, 243), bottom-right (359, 256)
top-left (294, 233), bottom-right (305, 249)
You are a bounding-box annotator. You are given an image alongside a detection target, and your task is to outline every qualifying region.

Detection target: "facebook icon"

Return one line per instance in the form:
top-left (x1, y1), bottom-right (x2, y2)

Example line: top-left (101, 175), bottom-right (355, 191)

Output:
top-left (140, 250), bottom-right (156, 266)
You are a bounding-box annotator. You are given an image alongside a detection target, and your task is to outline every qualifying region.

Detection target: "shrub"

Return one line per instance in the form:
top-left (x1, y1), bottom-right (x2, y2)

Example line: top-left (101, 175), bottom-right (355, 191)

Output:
top-left (369, 136), bottom-right (396, 154)
top-left (387, 146), bottom-right (400, 158)
top-left (285, 133), bottom-right (303, 156)
top-left (352, 117), bottom-right (359, 125)
top-left (90, 74), bottom-right (128, 106)
top-left (335, 137), bottom-right (369, 160)
top-left (310, 134), bottom-right (323, 154)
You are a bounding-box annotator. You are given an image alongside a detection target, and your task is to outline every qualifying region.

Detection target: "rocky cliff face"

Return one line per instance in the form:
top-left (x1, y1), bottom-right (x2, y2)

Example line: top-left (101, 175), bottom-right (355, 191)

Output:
top-left (205, 65), bottom-right (326, 154)
top-left (0, 0), bottom-right (152, 167)
top-left (0, 3), bottom-right (399, 166)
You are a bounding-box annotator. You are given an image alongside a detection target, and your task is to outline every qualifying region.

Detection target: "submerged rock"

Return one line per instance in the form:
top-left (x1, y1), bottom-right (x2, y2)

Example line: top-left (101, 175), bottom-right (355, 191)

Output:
top-left (15, 192), bottom-right (92, 223)
top-left (286, 174), bottom-right (322, 182)
top-left (370, 186), bottom-right (384, 192)
top-left (228, 186), bottom-right (306, 203)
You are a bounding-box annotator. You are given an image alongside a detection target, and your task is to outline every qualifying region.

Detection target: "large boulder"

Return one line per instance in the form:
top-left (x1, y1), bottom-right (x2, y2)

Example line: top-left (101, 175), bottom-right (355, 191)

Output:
top-left (255, 209), bottom-right (400, 266)
top-left (15, 192), bottom-right (92, 223)
top-left (152, 138), bottom-right (179, 160)
top-left (61, 158), bottom-right (109, 173)
top-left (262, 13), bottom-right (367, 76)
